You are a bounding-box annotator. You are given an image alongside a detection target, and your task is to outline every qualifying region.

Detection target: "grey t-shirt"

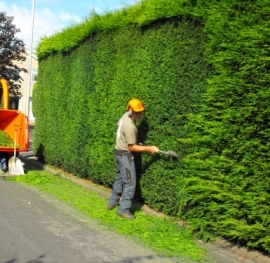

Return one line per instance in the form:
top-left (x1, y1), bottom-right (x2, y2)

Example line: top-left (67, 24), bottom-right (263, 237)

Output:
top-left (115, 112), bottom-right (137, 152)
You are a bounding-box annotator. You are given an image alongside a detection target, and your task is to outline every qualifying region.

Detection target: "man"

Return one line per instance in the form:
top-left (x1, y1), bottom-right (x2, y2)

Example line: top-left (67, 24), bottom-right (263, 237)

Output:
top-left (107, 98), bottom-right (159, 219)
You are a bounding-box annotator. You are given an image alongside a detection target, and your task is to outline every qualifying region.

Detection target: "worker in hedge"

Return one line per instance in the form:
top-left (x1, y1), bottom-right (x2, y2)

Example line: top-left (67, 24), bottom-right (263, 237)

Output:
top-left (107, 98), bottom-right (159, 219)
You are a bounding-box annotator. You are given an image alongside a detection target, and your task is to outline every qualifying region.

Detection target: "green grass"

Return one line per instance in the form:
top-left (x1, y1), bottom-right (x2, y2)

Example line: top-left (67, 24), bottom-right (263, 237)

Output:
top-left (8, 170), bottom-right (209, 262)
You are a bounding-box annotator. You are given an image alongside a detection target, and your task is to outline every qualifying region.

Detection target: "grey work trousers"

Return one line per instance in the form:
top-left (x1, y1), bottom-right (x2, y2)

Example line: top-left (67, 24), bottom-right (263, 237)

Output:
top-left (108, 153), bottom-right (136, 213)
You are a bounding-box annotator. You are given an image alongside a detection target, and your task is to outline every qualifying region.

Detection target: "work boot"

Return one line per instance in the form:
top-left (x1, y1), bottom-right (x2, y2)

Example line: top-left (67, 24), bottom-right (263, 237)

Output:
top-left (107, 204), bottom-right (117, 210)
top-left (116, 211), bottom-right (136, 220)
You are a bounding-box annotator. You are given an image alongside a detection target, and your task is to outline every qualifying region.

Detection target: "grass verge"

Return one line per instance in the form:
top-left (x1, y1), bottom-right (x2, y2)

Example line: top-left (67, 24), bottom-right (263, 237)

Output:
top-left (7, 169), bottom-right (208, 262)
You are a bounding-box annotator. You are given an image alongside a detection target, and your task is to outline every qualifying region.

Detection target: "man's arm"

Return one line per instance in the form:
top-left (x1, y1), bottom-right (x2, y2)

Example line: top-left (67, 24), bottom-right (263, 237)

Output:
top-left (128, 144), bottom-right (159, 154)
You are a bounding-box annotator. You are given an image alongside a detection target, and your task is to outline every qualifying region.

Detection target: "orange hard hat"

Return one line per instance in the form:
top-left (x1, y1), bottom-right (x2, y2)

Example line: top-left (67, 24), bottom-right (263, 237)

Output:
top-left (126, 98), bottom-right (145, 112)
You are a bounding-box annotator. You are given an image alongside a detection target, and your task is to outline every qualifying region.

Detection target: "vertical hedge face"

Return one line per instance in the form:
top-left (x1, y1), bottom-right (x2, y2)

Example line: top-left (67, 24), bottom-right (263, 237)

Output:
top-left (33, 18), bottom-right (208, 187)
top-left (33, 38), bottom-right (97, 176)
top-left (137, 19), bottom-right (210, 214)
top-left (178, 0), bottom-right (270, 252)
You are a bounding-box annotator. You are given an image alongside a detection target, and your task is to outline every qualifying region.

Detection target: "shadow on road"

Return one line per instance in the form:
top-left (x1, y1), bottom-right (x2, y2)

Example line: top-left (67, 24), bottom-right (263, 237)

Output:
top-left (4, 253), bottom-right (45, 263)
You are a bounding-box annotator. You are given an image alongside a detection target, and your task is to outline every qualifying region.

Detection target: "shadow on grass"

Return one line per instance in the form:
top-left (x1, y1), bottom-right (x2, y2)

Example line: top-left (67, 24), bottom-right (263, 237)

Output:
top-left (131, 200), bottom-right (144, 214)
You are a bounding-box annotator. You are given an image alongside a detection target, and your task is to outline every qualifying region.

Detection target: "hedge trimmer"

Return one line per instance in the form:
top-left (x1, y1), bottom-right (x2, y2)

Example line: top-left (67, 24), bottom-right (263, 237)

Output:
top-left (138, 142), bottom-right (182, 158)
top-left (158, 150), bottom-right (182, 158)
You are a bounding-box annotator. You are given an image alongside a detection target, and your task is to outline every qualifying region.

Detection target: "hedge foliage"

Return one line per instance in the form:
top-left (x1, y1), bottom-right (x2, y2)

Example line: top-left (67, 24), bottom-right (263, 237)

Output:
top-left (178, 0), bottom-right (270, 252)
top-left (33, 0), bottom-right (270, 254)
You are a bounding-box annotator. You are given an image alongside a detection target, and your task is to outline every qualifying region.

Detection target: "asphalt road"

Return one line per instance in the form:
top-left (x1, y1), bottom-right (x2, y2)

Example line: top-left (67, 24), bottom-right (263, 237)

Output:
top-left (0, 178), bottom-right (179, 263)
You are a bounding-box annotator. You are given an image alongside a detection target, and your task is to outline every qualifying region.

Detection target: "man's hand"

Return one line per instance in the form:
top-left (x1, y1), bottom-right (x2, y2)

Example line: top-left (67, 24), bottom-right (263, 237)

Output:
top-left (149, 146), bottom-right (159, 154)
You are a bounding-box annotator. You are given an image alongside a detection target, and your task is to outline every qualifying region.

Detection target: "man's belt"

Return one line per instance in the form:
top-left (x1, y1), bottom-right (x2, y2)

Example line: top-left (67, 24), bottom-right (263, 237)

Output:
top-left (114, 149), bottom-right (131, 156)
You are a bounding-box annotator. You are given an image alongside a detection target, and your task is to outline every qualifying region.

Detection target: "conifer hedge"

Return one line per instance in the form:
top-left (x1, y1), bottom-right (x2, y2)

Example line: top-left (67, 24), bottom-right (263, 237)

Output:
top-left (178, 0), bottom-right (270, 252)
top-left (33, 0), bottom-right (270, 254)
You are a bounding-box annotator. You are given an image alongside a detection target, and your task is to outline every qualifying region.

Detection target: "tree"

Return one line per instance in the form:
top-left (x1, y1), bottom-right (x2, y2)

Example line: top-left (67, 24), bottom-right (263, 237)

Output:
top-left (0, 11), bottom-right (27, 96)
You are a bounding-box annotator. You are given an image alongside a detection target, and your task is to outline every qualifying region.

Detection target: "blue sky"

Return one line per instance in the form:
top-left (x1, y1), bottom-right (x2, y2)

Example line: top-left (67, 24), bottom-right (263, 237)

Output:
top-left (0, 0), bottom-right (136, 51)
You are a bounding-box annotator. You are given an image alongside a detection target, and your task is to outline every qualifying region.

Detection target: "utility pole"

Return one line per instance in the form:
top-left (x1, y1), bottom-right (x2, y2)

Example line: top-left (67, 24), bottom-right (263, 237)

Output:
top-left (26, 0), bottom-right (35, 118)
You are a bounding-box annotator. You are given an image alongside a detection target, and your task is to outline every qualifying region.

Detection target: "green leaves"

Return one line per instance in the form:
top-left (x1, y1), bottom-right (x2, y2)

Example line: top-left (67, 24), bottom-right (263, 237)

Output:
top-left (177, 0), bottom-right (270, 253)
top-left (0, 130), bottom-right (14, 147)
top-left (36, 0), bottom-right (204, 60)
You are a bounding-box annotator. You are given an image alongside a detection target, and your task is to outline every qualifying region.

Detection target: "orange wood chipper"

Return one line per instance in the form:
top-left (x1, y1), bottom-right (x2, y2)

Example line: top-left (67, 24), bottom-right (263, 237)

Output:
top-left (0, 78), bottom-right (29, 157)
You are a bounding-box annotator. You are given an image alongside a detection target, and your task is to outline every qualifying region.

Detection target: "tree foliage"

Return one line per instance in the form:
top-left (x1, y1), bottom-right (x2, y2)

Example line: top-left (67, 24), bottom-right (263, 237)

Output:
top-left (0, 11), bottom-right (27, 96)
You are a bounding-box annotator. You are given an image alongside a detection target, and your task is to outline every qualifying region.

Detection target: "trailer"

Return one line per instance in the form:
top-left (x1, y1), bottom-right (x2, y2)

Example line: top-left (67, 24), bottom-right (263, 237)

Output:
top-left (0, 79), bottom-right (29, 160)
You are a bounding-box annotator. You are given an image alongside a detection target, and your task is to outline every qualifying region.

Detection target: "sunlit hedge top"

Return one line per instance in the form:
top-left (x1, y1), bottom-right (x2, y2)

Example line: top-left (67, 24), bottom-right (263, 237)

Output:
top-left (36, 0), bottom-right (202, 60)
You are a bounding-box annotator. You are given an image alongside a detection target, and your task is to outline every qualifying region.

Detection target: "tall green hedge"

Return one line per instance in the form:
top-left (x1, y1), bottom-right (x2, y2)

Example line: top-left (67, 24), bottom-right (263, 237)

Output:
top-left (177, 0), bottom-right (270, 252)
top-left (33, 0), bottom-right (270, 254)
top-left (33, 18), bottom-right (208, 184)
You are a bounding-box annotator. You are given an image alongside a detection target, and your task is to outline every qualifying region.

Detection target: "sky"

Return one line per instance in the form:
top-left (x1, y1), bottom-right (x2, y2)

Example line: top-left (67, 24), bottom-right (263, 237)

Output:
top-left (0, 0), bottom-right (137, 51)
